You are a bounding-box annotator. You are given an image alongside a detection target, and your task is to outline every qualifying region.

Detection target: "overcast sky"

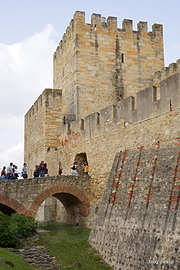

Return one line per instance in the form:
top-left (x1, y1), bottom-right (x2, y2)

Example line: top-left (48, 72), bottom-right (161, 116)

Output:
top-left (0, 0), bottom-right (180, 172)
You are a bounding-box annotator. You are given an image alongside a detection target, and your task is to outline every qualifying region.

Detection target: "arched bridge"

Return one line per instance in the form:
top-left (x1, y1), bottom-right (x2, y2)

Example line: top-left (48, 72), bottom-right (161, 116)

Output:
top-left (0, 175), bottom-right (91, 225)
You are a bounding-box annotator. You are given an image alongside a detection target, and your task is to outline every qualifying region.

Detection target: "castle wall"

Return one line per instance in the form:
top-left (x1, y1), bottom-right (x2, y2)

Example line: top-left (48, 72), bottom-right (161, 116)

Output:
top-left (153, 59), bottom-right (180, 99)
top-left (48, 73), bottom-right (180, 227)
top-left (89, 144), bottom-right (180, 269)
top-left (24, 89), bottom-right (62, 177)
top-left (53, 18), bottom-right (77, 118)
top-left (50, 73), bottom-right (180, 269)
top-left (53, 11), bottom-right (164, 119)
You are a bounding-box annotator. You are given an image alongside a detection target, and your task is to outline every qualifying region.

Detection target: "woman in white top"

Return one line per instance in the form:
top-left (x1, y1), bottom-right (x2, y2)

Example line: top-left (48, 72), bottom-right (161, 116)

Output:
top-left (71, 161), bottom-right (78, 176)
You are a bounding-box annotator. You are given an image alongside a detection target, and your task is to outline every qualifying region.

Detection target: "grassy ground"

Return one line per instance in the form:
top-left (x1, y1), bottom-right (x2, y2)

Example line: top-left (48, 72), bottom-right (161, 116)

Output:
top-left (0, 248), bottom-right (34, 270)
top-left (37, 222), bottom-right (113, 270)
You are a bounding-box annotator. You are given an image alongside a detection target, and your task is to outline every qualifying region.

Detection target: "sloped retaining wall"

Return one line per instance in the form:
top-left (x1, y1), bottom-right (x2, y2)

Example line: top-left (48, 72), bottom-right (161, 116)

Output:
top-left (89, 143), bottom-right (180, 270)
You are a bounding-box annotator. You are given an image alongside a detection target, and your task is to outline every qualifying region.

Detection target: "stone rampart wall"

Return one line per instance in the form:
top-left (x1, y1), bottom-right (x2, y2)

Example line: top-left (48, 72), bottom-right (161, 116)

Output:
top-left (54, 107), bottom-right (180, 219)
top-left (153, 59), bottom-right (180, 99)
top-left (89, 143), bottom-right (180, 269)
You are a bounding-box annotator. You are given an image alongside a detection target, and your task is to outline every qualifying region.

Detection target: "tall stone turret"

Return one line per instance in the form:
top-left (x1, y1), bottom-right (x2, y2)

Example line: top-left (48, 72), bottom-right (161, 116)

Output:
top-left (25, 10), bottom-right (164, 177)
top-left (53, 11), bottom-right (164, 119)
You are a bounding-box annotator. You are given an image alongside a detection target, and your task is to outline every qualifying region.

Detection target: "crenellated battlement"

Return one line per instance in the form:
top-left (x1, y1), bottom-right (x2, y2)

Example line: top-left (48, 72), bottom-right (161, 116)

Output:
top-left (57, 71), bottom-right (180, 144)
top-left (53, 10), bottom-right (163, 58)
top-left (154, 59), bottom-right (180, 85)
top-left (53, 11), bottom-right (164, 118)
top-left (25, 89), bottom-right (62, 122)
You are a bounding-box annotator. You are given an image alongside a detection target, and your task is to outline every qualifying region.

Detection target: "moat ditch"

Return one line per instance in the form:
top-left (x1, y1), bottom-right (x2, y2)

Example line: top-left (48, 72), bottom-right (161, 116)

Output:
top-left (5, 222), bottom-right (113, 270)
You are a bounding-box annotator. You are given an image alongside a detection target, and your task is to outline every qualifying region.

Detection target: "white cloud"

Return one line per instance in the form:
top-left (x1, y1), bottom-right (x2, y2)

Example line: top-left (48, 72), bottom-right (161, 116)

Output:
top-left (0, 142), bottom-right (23, 169)
top-left (0, 24), bottom-right (58, 170)
top-left (0, 114), bottom-right (23, 130)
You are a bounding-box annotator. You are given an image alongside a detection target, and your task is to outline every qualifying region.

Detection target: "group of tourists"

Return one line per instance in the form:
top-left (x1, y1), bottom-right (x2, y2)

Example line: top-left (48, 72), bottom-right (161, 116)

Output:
top-left (0, 162), bottom-right (27, 180)
top-left (0, 160), bottom-right (89, 180)
top-left (33, 161), bottom-right (49, 178)
top-left (71, 160), bottom-right (89, 176)
top-left (0, 161), bottom-right (49, 180)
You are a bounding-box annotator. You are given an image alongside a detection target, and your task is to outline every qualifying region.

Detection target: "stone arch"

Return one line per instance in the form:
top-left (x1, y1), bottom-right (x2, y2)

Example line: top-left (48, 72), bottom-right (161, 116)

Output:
top-left (29, 185), bottom-right (90, 225)
top-left (0, 194), bottom-right (29, 215)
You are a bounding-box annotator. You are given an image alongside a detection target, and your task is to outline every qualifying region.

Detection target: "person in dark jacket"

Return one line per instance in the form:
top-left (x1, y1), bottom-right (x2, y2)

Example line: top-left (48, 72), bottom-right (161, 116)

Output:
top-left (33, 165), bottom-right (39, 178)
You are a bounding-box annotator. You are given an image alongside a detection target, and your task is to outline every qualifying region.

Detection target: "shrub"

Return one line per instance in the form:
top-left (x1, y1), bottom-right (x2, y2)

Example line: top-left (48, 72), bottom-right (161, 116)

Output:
top-left (0, 212), bottom-right (38, 247)
top-left (0, 212), bottom-right (17, 247)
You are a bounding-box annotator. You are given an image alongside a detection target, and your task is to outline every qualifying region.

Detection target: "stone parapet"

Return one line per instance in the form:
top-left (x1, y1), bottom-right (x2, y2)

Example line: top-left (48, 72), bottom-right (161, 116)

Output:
top-left (154, 59), bottom-right (180, 88)
top-left (57, 71), bottom-right (180, 143)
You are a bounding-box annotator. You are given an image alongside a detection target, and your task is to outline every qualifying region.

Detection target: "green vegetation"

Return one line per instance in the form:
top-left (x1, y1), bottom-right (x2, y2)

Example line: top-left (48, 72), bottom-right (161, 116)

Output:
top-left (0, 248), bottom-right (34, 270)
top-left (0, 212), bottom-right (38, 247)
top-left (37, 222), bottom-right (113, 270)
top-left (0, 217), bottom-right (112, 269)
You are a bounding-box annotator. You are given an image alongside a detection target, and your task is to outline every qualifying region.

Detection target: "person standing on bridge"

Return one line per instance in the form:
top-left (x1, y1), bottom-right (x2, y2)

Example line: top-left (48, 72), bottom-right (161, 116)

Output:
top-left (6, 162), bottom-right (13, 180)
top-left (58, 162), bottom-right (63, 175)
top-left (33, 165), bottom-right (39, 178)
top-left (14, 165), bottom-right (20, 179)
top-left (44, 163), bottom-right (49, 177)
top-left (83, 161), bottom-right (89, 175)
top-left (71, 161), bottom-right (78, 176)
top-left (39, 161), bottom-right (45, 177)
top-left (21, 163), bottom-right (28, 179)
top-left (1, 166), bottom-right (6, 180)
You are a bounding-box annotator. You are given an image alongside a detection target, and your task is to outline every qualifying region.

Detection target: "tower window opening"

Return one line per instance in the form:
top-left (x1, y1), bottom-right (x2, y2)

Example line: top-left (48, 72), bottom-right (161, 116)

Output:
top-left (170, 99), bottom-right (172, 111)
top-left (121, 53), bottom-right (124, 63)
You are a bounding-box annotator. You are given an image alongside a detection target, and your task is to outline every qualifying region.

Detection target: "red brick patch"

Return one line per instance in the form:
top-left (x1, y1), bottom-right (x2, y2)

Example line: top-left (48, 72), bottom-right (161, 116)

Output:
top-left (0, 194), bottom-right (27, 215)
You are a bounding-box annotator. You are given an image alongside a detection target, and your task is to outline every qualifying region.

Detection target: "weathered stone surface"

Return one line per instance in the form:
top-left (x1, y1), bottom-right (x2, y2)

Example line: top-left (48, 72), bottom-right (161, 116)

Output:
top-left (0, 175), bottom-right (91, 226)
top-left (89, 147), bottom-right (180, 269)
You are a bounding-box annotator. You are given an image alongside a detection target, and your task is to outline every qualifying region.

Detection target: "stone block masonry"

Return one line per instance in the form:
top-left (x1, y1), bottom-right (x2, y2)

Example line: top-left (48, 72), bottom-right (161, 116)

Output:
top-left (0, 175), bottom-right (91, 226)
top-left (24, 89), bottom-right (62, 177)
top-left (24, 10), bottom-right (166, 178)
top-left (53, 11), bottom-right (164, 119)
top-left (89, 143), bottom-right (180, 270)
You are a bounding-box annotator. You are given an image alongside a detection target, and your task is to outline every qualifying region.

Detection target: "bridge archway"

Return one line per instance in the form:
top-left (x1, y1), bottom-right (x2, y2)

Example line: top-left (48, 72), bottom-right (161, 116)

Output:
top-left (30, 185), bottom-right (90, 225)
top-left (0, 204), bottom-right (16, 215)
top-left (0, 195), bottom-right (29, 216)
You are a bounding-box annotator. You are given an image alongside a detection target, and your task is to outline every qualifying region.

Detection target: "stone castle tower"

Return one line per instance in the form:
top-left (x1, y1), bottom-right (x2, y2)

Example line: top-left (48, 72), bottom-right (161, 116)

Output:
top-left (53, 11), bottom-right (164, 120)
top-left (24, 11), bottom-right (164, 176)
